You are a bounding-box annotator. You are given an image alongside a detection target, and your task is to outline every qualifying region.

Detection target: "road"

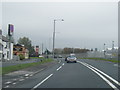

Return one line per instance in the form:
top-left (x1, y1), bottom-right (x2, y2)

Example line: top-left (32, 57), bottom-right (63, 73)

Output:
top-left (2, 58), bottom-right (119, 89)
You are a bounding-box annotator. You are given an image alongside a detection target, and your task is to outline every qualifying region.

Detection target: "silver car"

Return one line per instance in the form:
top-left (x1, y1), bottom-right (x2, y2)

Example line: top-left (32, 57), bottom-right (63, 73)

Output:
top-left (66, 56), bottom-right (77, 63)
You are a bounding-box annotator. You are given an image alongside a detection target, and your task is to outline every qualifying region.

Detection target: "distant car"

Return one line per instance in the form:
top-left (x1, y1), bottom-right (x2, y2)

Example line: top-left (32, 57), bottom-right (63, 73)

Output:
top-left (66, 56), bottom-right (77, 63)
top-left (39, 55), bottom-right (44, 58)
top-left (54, 55), bottom-right (58, 58)
top-left (65, 57), bottom-right (67, 61)
top-left (58, 55), bottom-right (62, 58)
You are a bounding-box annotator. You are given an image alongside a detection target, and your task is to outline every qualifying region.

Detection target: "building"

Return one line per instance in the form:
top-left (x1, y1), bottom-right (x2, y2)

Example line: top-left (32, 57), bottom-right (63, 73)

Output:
top-left (2, 35), bottom-right (13, 60)
top-left (0, 30), bottom-right (2, 60)
top-left (34, 45), bottom-right (40, 56)
top-left (13, 44), bottom-right (29, 59)
top-left (106, 47), bottom-right (118, 58)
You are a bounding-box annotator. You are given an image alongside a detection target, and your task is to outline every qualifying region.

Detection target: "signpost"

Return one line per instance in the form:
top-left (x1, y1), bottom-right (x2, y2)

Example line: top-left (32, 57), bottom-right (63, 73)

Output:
top-left (8, 24), bottom-right (14, 60)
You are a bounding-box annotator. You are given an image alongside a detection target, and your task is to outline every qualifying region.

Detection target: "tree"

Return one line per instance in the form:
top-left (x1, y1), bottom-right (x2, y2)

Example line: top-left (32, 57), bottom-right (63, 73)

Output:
top-left (18, 37), bottom-right (35, 56)
top-left (63, 47), bottom-right (73, 54)
top-left (44, 49), bottom-right (51, 54)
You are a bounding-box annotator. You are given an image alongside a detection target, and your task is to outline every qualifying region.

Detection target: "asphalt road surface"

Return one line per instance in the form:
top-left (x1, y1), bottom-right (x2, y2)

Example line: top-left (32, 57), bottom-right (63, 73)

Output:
top-left (3, 58), bottom-right (120, 89)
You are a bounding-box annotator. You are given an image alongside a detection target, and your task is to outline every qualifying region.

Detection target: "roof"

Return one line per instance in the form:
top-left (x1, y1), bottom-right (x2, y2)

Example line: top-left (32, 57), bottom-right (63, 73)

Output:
top-left (14, 44), bottom-right (25, 47)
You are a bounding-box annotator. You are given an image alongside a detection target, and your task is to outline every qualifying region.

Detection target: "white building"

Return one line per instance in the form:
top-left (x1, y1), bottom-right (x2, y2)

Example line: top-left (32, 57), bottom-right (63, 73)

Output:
top-left (2, 35), bottom-right (13, 60)
top-left (0, 30), bottom-right (2, 60)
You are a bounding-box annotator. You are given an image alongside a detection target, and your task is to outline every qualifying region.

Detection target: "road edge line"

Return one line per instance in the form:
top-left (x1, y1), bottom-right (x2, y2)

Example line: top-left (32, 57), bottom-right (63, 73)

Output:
top-left (77, 61), bottom-right (119, 90)
top-left (83, 62), bottom-right (120, 86)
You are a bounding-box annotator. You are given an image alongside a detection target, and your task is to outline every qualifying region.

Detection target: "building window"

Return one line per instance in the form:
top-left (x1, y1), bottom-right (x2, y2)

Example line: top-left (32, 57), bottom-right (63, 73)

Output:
top-left (13, 48), bottom-right (16, 51)
top-left (19, 48), bottom-right (23, 51)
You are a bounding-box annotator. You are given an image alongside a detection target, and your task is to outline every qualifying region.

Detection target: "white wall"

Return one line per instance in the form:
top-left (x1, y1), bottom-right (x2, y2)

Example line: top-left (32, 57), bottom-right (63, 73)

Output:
top-left (2, 41), bottom-right (9, 60)
top-left (10, 43), bottom-right (13, 59)
top-left (0, 38), bottom-right (2, 60)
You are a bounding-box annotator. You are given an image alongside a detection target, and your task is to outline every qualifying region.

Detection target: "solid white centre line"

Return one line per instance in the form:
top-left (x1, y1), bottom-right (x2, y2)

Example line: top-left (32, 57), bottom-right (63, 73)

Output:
top-left (32, 74), bottom-right (53, 89)
top-left (56, 66), bottom-right (62, 71)
top-left (77, 61), bottom-right (119, 90)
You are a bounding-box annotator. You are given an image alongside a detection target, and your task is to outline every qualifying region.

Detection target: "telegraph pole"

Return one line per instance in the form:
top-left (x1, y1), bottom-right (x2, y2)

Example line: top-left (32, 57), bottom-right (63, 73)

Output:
top-left (53, 20), bottom-right (55, 58)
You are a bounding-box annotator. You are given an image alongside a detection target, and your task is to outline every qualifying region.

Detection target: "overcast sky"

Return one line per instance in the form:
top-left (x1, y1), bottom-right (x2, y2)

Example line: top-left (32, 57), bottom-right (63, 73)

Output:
top-left (1, 1), bottom-right (118, 51)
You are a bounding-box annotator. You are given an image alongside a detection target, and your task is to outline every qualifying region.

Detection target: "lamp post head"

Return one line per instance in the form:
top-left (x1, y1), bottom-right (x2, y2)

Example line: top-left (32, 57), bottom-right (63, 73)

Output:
top-left (61, 19), bottom-right (64, 21)
top-left (54, 19), bottom-right (64, 21)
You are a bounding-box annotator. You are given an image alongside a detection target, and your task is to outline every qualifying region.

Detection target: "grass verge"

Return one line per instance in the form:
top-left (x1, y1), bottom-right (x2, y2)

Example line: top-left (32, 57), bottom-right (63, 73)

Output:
top-left (79, 58), bottom-right (120, 63)
top-left (30, 57), bottom-right (44, 59)
top-left (2, 58), bottom-right (53, 75)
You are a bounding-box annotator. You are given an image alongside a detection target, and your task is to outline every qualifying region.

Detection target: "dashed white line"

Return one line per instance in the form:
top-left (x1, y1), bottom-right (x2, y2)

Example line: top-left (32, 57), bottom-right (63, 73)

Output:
top-left (77, 61), bottom-right (119, 90)
top-left (114, 64), bottom-right (120, 67)
top-left (58, 60), bottom-right (61, 63)
top-left (4, 85), bottom-right (10, 88)
top-left (25, 74), bottom-right (29, 77)
top-left (56, 66), bottom-right (62, 71)
top-left (32, 74), bottom-right (53, 89)
top-left (13, 79), bottom-right (17, 81)
top-left (12, 83), bottom-right (16, 85)
top-left (30, 74), bottom-right (33, 76)
top-left (19, 79), bottom-right (25, 81)
top-left (5, 81), bottom-right (11, 84)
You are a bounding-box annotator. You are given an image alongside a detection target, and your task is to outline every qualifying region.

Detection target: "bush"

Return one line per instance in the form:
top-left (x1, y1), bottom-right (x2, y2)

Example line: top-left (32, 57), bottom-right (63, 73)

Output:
top-left (19, 54), bottom-right (25, 60)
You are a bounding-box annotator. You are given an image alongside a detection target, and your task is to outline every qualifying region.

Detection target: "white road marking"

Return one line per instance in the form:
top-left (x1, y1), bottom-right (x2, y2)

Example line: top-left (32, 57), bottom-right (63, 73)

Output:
top-left (56, 66), bottom-right (62, 71)
top-left (25, 74), bottom-right (29, 77)
top-left (4, 85), bottom-right (10, 88)
top-left (26, 77), bottom-right (29, 79)
top-left (5, 81), bottom-right (11, 84)
top-left (114, 64), bottom-right (118, 66)
top-left (114, 64), bottom-right (120, 67)
top-left (32, 74), bottom-right (53, 89)
top-left (62, 63), bottom-right (64, 66)
top-left (77, 61), bottom-right (119, 90)
top-left (19, 79), bottom-right (25, 81)
top-left (30, 74), bottom-right (33, 76)
top-left (78, 61), bottom-right (120, 86)
top-left (13, 79), bottom-right (17, 81)
top-left (12, 83), bottom-right (16, 85)
top-left (58, 60), bottom-right (61, 63)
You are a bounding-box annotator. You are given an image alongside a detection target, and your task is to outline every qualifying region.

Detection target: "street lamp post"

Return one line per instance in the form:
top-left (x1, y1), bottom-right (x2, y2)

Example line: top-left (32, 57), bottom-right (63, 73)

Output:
top-left (104, 43), bottom-right (106, 58)
top-left (53, 19), bottom-right (64, 58)
top-left (112, 41), bottom-right (114, 58)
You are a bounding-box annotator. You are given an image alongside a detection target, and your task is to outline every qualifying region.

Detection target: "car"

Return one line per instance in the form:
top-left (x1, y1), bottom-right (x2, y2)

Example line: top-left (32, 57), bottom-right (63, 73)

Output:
top-left (54, 55), bottom-right (58, 58)
top-left (65, 57), bottom-right (67, 61)
top-left (39, 55), bottom-right (44, 58)
top-left (58, 55), bottom-right (62, 58)
top-left (66, 55), bottom-right (77, 63)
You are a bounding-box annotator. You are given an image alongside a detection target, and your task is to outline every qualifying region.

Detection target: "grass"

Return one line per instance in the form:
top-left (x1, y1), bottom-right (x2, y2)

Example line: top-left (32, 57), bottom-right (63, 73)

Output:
top-left (2, 58), bottom-right (53, 75)
top-left (79, 58), bottom-right (120, 63)
top-left (30, 57), bottom-right (44, 59)
top-left (0, 67), bottom-right (2, 75)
